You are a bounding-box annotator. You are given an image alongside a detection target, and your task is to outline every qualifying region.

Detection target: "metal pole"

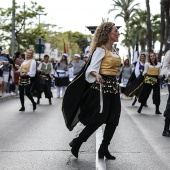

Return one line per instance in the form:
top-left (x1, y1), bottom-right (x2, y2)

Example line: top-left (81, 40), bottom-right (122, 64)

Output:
top-left (23, 2), bottom-right (25, 31)
top-left (39, 37), bottom-right (41, 61)
top-left (38, 14), bottom-right (40, 27)
top-left (11, 0), bottom-right (15, 57)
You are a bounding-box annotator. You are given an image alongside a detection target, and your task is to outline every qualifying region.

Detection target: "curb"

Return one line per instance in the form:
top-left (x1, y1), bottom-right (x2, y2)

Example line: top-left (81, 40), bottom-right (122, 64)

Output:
top-left (0, 95), bottom-right (17, 103)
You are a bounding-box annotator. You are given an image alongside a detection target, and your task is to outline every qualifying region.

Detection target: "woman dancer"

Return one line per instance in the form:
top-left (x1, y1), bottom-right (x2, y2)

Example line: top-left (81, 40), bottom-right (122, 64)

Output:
top-left (131, 54), bottom-right (146, 106)
top-left (62, 22), bottom-right (121, 159)
top-left (18, 49), bottom-right (36, 111)
top-left (137, 52), bottom-right (162, 114)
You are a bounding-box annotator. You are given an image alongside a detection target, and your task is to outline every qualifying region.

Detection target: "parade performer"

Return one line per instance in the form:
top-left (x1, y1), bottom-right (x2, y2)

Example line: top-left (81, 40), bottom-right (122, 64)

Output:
top-left (129, 54), bottom-right (147, 106)
top-left (161, 50), bottom-right (170, 137)
top-left (18, 49), bottom-right (36, 111)
top-left (124, 54), bottom-right (146, 101)
top-left (137, 52), bottom-right (162, 114)
top-left (54, 53), bottom-right (69, 98)
top-left (37, 55), bottom-right (54, 105)
top-left (62, 22), bottom-right (121, 159)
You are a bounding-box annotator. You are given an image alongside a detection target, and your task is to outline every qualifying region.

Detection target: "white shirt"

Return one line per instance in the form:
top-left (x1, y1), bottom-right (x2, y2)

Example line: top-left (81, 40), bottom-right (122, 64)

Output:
top-left (85, 47), bottom-right (119, 83)
top-left (21, 59), bottom-right (36, 77)
top-left (135, 61), bottom-right (145, 78)
top-left (161, 50), bottom-right (170, 78)
top-left (143, 62), bottom-right (162, 76)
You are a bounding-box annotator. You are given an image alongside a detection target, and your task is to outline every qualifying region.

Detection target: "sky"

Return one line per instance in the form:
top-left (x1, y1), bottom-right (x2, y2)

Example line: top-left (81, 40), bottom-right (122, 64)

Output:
top-left (1, 0), bottom-right (161, 57)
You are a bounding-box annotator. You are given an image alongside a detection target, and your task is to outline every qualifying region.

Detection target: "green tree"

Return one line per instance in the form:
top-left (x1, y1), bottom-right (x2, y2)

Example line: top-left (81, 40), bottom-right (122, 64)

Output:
top-left (108, 0), bottom-right (140, 62)
top-left (108, 0), bottom-right (140, 23)
top-left (0, 1), bottom-right (47, 52)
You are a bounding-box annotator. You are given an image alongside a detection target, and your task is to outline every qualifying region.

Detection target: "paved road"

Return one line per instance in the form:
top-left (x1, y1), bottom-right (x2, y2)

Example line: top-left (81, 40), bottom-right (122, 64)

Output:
top-left (0, 88), bottom-right (169, 170)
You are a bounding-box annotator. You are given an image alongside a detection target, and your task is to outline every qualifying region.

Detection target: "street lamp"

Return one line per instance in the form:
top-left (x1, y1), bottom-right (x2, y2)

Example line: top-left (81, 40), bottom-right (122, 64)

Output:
top-left (35, 37), bottom-right (45, 61)
top-left (86, 26), bottom-right (97, 34)
top-left (36, 13), bottom-right (47, 27)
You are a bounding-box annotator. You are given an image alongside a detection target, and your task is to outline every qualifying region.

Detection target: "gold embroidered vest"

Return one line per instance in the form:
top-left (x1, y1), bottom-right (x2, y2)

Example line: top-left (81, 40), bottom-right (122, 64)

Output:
top-left (147, 67), bottom-right (159, 76)
top-left (99, 48), bottom-right (121, 76)
top-left (21, 60), bottom-right (32, 73)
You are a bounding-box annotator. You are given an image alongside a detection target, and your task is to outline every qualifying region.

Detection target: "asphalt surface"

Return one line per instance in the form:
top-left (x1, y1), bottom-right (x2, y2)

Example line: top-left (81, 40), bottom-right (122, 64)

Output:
top-left (0, 88), bottom-right (169, 170)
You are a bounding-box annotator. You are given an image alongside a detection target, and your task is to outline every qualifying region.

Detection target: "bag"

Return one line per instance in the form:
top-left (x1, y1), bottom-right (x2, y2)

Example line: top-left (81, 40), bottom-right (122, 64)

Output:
top-left (14, 71), bottom-right (20, 84)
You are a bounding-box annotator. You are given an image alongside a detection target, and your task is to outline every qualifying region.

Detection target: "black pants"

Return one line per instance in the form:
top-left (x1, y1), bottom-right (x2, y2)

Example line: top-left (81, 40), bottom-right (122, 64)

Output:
top-left (139, 82), bottom-right (160, 105)
top-left (19, 80), bottom-right (35, 108)
top-left (37, 79), bottom-right (52, 99)
top-left (164, 84), bottom-right (170, 119)
top-left (78, 119), bottom-right (117, 146)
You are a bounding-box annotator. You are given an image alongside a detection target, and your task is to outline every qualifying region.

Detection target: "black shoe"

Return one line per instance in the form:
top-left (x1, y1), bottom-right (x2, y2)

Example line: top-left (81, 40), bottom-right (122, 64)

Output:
top-left (137, 109), bottom-right (141, 113)
top-left (155, 110), bottom-right (162, 114)
top-left (69, 138), bottom-right (82, 158)
top-left (132, 98), bottom-right (137, 106)
top-left (49, 99), bottom-right (52, 105)
top-left (19, 107), bottom-right (25, 111)
top-left (137, 105), bottom-right (143, 113)
top-left (162, 130), bottom-right (170, 137)
top-left (37, 99), bottom-right (40, 104)
top-left (98, 145), bottom-right (116, 160)
top-left (33, 102), bottom-right (36, 111)
top-left (144, 103), bottom-right (148, 107)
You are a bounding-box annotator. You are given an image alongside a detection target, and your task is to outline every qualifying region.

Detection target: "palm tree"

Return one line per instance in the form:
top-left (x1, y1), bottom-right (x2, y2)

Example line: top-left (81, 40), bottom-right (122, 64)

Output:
top-left (108, 0), bottom-right (140, 62)
top-left (164, 0), bottom-right (170, 52)
top-left (108, 0), bottom-right (140, 23)
top-left (146, 0), bottom-right (152, 53)
top-left (158, 0), bottom-right (166, 62)
top-left (158, 0), bottom-right (170, 62)
top-left (122, 10), bottom-right (160, 60)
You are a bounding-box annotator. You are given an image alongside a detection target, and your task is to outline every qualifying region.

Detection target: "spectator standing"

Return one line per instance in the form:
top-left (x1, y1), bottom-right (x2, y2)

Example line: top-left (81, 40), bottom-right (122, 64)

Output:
top-left (71, 54), bottom-right (85, 76)
top-left (119, 59), bottom-right (133, 98)
top-left (0, 50), bottom-right (10, 97)
top-left (14, 52), bottom-right (24, 97)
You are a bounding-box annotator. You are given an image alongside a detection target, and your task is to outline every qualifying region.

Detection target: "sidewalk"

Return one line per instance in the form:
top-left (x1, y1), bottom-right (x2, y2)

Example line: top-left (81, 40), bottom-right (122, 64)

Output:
top-left (0, 93), bottom-right (17, 103)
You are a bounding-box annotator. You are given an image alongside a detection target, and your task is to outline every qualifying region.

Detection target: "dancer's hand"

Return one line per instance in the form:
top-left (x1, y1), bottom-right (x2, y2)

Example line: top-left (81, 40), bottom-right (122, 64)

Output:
top-left (91, 71), bottom-right (104, 84)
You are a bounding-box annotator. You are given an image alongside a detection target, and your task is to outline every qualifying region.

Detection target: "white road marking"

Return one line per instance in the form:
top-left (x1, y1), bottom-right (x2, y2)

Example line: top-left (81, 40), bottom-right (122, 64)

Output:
top-left (96, 126), bottom-right (106, 170)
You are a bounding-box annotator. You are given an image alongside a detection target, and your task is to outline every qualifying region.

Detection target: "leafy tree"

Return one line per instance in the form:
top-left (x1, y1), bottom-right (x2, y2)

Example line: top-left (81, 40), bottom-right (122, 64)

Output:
top-left (108, 0), bottom-right (140, 62)
top-left (0, 1), bottom-right (47, 52)
top-left (108, 0), bottom-right (140, 23)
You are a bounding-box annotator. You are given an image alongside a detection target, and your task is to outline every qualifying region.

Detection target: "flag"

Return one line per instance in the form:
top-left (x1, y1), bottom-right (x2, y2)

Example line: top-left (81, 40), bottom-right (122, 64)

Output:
top-left (64, 42), bottom-right (67, 53)
top-left (133, 44), bottom-right (139, 63)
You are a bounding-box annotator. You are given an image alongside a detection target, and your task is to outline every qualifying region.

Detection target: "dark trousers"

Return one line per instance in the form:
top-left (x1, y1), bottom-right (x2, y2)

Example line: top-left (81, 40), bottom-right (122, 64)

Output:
top-left (19, 82), bottom-right (35, 108)
top-left (78, 120), bottom-right (117, 146)
top-left (37, 79), bottom-right (52, 99)
top-left (139, 82), bottom-right (160, 105)
top-left (164, 84), bottom-right (170, 119)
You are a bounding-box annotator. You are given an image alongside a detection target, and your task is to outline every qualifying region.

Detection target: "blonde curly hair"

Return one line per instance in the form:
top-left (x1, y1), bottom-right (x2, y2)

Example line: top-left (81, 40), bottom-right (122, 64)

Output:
top-left (89, 22), bottom-right (115, 54)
